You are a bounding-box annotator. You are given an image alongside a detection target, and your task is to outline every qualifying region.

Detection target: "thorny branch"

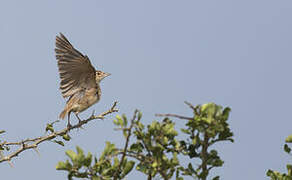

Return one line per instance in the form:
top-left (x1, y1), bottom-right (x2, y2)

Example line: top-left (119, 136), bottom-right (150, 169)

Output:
top-left (155, 113), bottom-right (193, 121)
top-left (155, 101), bottom-right (199, 120)
top-left (184, 101), bottom-right (200, 116)
top-left (113, 110), bottom-right (138, 180)
top-left (0, 102), bottom-right (118, 164)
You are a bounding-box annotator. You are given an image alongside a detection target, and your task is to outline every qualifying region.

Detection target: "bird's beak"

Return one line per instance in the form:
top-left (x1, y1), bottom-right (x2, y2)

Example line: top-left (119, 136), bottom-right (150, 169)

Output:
top-left (105, 72), bottom-right (111, 77)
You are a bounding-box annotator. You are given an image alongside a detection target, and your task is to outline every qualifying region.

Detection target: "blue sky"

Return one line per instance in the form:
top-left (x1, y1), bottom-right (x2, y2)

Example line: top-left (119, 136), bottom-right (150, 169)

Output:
top-left (0, 0), bottom-right (292, 179)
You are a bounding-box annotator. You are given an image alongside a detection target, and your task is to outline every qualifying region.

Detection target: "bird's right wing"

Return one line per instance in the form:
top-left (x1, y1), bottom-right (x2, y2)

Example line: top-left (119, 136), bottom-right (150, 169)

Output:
top-left (55, 33), bottom-right (97, 98)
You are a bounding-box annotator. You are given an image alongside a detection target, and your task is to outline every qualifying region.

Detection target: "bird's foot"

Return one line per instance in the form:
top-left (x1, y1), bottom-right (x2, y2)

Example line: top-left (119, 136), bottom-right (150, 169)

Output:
top-left (67, 122), bottom-right (72, 129)
top-left (90, 110), bottom-right (95, 119)
top-left (75, 114), bottom-right (82, 124)
top-left (76, 117), bottom-right (84, 130)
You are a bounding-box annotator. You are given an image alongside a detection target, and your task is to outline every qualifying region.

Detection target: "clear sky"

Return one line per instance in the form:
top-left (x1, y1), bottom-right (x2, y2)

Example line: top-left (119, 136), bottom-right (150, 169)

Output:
top-left (0, 0), bottom-right (291, 179)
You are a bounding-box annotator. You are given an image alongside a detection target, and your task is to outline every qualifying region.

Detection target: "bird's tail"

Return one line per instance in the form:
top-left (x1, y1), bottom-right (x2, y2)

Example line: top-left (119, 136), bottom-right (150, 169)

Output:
top-left (59, 109), bottom-right (69, 119)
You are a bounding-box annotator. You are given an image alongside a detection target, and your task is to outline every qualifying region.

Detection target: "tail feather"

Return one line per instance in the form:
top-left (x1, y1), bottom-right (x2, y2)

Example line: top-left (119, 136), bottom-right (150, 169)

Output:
top-left (59, 109), bottom-right (68, 119)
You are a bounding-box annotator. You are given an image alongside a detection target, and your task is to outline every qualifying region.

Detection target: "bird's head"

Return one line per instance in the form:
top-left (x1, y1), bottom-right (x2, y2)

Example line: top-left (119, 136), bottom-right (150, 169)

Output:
top-left (95, 70), bottom-right (111, 83)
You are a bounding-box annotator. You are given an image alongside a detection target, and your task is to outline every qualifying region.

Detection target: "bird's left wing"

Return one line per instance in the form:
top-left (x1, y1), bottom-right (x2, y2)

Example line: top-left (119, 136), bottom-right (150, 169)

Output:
top-left (55, 33), bottom-right (97, 98)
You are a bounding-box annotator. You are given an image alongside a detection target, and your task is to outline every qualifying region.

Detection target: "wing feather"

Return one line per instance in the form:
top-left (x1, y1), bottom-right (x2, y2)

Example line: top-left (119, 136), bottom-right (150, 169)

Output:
top-left (55, 33), bottom-right (96, 98)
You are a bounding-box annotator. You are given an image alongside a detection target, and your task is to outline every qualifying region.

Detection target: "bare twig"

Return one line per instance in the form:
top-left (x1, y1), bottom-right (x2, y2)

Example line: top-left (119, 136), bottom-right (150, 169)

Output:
top-left (147, 173), bottom-right (152, 180)
top-left (155, 101), bottom-right (198, 121)
top-left (0, 102), bottom-right (118, 164)
top-left (184, 101), bottom-right (196, 110)
top-left (113, 110), bottom-right (138, 180)
top-left (184, 101), bottom-right (200, 116)
top-left (155, 113), bottom-right (193, 121)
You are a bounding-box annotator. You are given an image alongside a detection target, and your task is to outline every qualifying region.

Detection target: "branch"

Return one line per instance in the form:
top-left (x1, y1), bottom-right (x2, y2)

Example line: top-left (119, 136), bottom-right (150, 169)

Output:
top-left (0, 102), bottom-right (118, 164)
top-left (113, 110), bottom-right (137, 180)
top-left (158, 169), bottom-right (168, 180)
top-left (155, 113), bottom-right (193, 121)
top-left (200, 132), bottom-right (209, 180)
top-left (184, 101), bottom-right (200, 116)
top-left (155, 102), bottom-right (198, 121)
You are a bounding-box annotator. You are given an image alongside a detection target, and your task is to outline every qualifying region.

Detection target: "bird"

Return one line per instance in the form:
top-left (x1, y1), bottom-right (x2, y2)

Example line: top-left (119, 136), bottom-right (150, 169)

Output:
top-left (55, 33), bottom-right (110, 127)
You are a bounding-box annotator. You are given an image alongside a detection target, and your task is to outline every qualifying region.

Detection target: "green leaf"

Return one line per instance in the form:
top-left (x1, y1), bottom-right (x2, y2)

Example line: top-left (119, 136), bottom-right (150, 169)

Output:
top-left (76, 146), bottom-right (84, 156)
top-left (149, 121), bottom-right (159, 132)
top-left (92, 176), bottom-right (100, 180)
top-left (137, 122), bottom-right (144, 130)
top-left (176, 169), bottom-right (184, 180)
top-left (116, 115), bottom-right (123, 126)
top-left (201, 103), bottom-right (223, 124)
top-left (53, 140), bottom-right (64, 146)
top-left (192, 138), bottom-right (197, 145)
top-left (213, 176), bottom-right (220, 180)
top-left (287, 164), bottom-right (292, 176)
top-left (84, 152), bottom-right (92, 167)
top-left (152, 161), bottom-right (158, 168)
top-left (205, 117), bottom-right (213, 124)
top-left (56, 161), bottom-right (66, 170)
top-left (66, 150), bottom-right (77, 162)
top-left (163, 136), bottom-right (168, 145)
top-left (284, 144), bottom-right (291, 154)
top-left (113, 157), bottom-right (119, 168)
top-left (213, 159), bottom-right (224, 167)
top-left (75, 146), bottom-right (85, 167)
top-left (45, 124), bottom-right (54, 133)
top-left (113, 118), bottom-right (119, 126)
top-left (181, 128), bottom-right (190, 134)
top-left (101, 142), bottom-right (116, 159)
top-left (122, 161), bottom-right (135, 176)
top-left (56, 160), bottom-right (72, 171)
top-left (188, 163), bottom-right (195, 173)
top-left (123, 129), bottom-right (128, 138)
top-left (286, 135), bottom-right (292, 143)
top-left (138, 111), bottom-right (142, 120)
top-left (62, 134), bottom-right (71, 141)
top-left (130, 143), bottom-right (143, 153)
top-left (122, 114), bottom-right (128, 127)
top-left (222, 107), bottom-right (231, 121)
top-left (266, 169), bottom-right (273, 177)
top-left (188, 144), bottom-right (198, 158)
top-left (164, 123), bottom-right (178, 136)
top-left (172, 152), bottom-right (179, 165)
top-left (136, 163), bottom-right (148, 173)
top-left (201, 103), bottom-right (214, 112)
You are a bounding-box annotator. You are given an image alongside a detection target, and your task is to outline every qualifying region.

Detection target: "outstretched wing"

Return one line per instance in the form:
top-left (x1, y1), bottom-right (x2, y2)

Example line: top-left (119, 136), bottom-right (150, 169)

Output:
top-left (55, 33), bottom-right (96, 98)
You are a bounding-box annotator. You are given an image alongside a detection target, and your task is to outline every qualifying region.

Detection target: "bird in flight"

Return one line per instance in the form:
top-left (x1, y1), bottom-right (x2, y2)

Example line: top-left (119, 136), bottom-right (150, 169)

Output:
top-left (55, 33), bottom-right (110, 127)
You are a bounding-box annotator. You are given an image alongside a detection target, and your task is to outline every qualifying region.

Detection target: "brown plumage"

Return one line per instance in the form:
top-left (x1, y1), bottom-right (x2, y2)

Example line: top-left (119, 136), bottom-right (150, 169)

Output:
top-left (55, 33), bottom-right (110, 127)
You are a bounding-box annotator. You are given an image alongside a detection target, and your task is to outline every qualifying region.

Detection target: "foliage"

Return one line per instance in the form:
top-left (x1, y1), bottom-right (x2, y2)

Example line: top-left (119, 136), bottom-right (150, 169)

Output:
top-left (56, 102), bottom-right (234, 180)
top-left (56, 144), bottom-right (135, 180)
top-left (266, 137), bottom-right (292, 180)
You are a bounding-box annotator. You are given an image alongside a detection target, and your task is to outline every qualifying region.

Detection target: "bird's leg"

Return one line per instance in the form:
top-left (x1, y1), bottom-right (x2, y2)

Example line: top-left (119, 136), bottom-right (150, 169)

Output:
top-left (75, 113), bottom-right (82, 123)
top-left (74, 113), bottom-right (84, 130)
top-left (67, 112), bottom-right (72, 128)
top-left (90, 110), bottom-right (95, 118)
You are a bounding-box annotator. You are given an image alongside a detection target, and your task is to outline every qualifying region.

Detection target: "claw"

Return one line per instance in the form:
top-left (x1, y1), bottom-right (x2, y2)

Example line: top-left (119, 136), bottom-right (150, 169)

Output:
top-left (75, 113), bottom-right (82, 123)
top-left (67, 122), bottom-right (72, 129)
top-left (74, 113), bottom-right (84, 130)
top-left (91, 110), bottom-right (95, 116)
